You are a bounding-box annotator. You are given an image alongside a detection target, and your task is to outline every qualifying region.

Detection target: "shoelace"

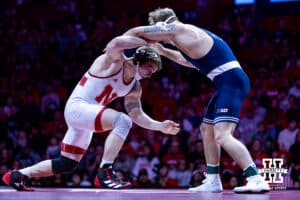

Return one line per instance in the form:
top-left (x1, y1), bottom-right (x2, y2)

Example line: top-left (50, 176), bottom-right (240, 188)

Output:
top-left (105, 168), bottom-right (125, 184)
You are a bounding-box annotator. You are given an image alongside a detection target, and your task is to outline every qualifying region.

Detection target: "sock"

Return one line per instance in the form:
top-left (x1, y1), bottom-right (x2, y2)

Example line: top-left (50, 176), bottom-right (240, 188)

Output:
top-left (19, 160), bottom-right (53, 178)
top-left (244, 164), bottom-right (259, 177)
top-left (207, 163), bottom-right (220, 174)
top-left (100, 133), bottom-right (124, 168)
top-left (19, 168), bottom-right (31, 178)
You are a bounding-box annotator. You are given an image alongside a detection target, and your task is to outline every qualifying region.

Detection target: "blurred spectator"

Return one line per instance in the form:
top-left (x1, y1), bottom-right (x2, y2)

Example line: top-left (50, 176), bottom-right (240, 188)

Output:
top-left (222, 170), bottom-right (240, 189)
top-left (114, 145), bottom-right (135, 176)
top-left (169, 159), bottom-right (192, 187)
top-left (251, 122), bottom-right (273, 154)
top-left (249, 139), bottom-right (269, 168)
top-left (161, 137), bottom-right (185, 169)
top-left (132, 140), bottom-right (159, 180)
top-left (238, 108), bottom-right (260, 145)
top-left (277, 119), bottom-right (299, 152)
top-left (40, 85), bottom-right (60, 113)
top-left (283, 52), bottom-right (300, 81)
top-left (15, 146), bottom-right (41, 168)
top-left (189, 169), bottom-right (205, 187)
top-left (53, 174), bottom-right (67, 187)
top-left (0, 1), bottom-right (299, 189)
top-left (264, 98), bottom-right (287, 129)
top-left (182, 106), bottom-right (201, 133)
top-left (278, 87), bottom-right (290, 113)
top-left (132, 168), bottom-right (154, 188)
top-left (152, 163), bottom-right (178, 188)
top-left (285, 95), bottom-right (300, 121)
top-left (67, 173), bottom-right (81, 187)
top-left (80, 173), bottom-right (92, 187)
top-left (186, 139), bottom-right (205, 167)
top-left (220, 153), bottom-right (241, 176)
top-left (288, 76), bottom-right (300, 98)
top-left (46, 137), bottom-right (60, 158)
top-left (250, 97), bottom-right (267, 123)
top-left (289, 131), bottom-right (300, 186)
top-left (264, 119), bottom-right (280, 142)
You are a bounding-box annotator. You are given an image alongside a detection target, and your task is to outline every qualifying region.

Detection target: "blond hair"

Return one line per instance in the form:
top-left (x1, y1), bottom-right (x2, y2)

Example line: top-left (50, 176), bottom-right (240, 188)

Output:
top-left (148, 7), bottom-right (178, 25)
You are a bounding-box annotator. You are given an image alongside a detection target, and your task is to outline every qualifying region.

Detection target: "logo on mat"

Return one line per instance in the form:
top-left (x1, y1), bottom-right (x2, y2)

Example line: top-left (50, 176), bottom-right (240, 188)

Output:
top-left (258, 158), bottom-right (288, 184)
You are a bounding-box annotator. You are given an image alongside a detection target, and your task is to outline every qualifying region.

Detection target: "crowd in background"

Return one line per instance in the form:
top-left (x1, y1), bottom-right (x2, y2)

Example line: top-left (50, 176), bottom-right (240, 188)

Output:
top-left (0, 0), bottom-right (299, 189)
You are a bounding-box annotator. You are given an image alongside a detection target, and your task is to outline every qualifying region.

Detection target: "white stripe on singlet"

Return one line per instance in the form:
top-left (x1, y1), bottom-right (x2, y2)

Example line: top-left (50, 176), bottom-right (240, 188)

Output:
top-left (207, 61), bottom-right (241, 80)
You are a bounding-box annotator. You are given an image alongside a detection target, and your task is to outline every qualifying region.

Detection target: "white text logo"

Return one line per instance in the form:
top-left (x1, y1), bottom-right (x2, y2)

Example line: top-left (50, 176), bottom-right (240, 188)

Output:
top-left (259, 158), bottom-right (288, 183)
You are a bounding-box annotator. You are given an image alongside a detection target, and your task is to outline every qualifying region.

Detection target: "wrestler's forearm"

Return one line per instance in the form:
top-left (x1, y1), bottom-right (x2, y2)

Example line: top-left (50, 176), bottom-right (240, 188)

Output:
top-left (160, 47), bottom-right (196, 69)
top-left (130, 110), bottom-right (162, 131)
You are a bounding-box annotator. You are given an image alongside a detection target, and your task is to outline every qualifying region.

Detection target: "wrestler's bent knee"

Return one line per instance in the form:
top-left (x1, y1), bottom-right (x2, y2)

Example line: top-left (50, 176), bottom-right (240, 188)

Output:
top-left (52, 155), bottom-right (79, 174)
top-left (111, 113), bottom-right (133, 140)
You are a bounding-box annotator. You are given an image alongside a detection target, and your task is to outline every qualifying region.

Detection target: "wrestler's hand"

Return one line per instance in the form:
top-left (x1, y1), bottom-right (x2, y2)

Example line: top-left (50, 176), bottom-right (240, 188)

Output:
top-left (159, 120), bottom-right (180, 135)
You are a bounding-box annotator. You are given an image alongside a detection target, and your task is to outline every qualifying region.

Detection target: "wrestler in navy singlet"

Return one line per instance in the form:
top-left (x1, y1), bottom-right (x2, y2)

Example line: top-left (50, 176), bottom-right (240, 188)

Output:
top-left (180, 28), bottom-right (250, 124)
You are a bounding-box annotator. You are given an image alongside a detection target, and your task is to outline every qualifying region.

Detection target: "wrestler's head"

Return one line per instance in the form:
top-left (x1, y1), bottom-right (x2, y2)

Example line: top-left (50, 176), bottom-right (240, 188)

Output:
top-left (148, 7), bottom-right (178, 25)
top-left (133, 46), bottom-right (162, 79)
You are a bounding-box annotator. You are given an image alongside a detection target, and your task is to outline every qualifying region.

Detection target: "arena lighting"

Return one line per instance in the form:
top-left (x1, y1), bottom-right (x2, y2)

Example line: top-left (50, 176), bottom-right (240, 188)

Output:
top-left (235, 0), bottom-right (255, 5)
top-left (235, 0), bottom-right (300, 5)
top-left (270, 0), bottom-right (300, 2)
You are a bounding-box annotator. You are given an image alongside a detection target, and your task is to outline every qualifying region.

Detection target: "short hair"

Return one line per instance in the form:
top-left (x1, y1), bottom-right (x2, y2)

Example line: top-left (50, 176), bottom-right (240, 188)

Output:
top-left (148, 7), bottom-right (178, 25)
top-left (133, 46), bottom-right (162, 70)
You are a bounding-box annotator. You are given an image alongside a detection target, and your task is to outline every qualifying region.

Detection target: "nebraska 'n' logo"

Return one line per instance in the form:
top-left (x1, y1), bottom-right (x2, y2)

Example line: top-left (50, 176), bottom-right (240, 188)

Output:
top-left (95, 85), bottom-right (117, 105)
top-left (259, 158), bottom-right (288, 183)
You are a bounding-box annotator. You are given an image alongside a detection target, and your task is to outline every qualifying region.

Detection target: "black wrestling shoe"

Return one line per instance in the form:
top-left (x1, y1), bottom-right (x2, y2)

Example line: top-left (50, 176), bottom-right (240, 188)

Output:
top-left (2, 170), bottom-right (34, 191)
top-left (93, 164), bottom-right (131, 189)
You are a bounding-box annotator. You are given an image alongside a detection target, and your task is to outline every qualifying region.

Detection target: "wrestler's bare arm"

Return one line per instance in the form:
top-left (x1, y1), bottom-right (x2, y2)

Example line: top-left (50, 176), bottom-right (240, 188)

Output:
top-left (150, 42), bottom-right (196, 69)
top-left (124, 23), bottom-right (176, 41)
top-left (125, 23), bottom-right (213, 59)
top-left (124, 81), bottom-right (160, 130)
top-left (104, 35), bottom-right (148, 61)
top-left (124, 24), bottom-right (194, 68)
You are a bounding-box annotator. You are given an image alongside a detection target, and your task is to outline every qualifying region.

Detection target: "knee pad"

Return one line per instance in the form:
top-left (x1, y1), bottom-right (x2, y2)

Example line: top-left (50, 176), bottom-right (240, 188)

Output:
top-left (111, 113), bottom-right (132, 140)
top-left (52, 155), bottom-right (79, 174)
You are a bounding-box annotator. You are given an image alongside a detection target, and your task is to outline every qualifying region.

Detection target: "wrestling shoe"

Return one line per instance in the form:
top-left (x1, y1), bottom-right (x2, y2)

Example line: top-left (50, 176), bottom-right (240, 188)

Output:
top-left (234, 175), bottom-right (270, 193)
top-left (2, 170), bottom-right (34, 191)
top-left (188, 174), bottom-right (223, 193)
top-left (94, 164), bottom-right (131, 189)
